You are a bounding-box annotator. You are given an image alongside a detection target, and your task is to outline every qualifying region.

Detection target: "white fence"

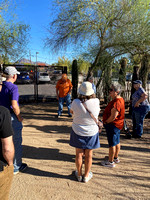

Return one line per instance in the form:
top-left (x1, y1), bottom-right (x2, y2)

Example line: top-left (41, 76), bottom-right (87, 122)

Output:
top-left (94, 78), bottom-right (150, 102)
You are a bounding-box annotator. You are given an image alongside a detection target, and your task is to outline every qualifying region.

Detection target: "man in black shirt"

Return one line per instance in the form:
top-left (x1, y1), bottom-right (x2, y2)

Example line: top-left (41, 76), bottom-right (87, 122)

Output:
top-left (0, 106), bottom-right (14, 200)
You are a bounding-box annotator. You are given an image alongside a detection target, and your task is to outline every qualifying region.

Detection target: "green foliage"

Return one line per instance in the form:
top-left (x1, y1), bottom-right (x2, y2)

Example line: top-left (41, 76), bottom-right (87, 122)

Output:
top-left (46, 0), bottom-right (150, 98)
top-left (0, 0), bottom-right (30, 63)
top-left (129, 54), bottom-right (143, 66)
top-left (76, 58), bottom-right (91, 74)
top-left (54, 56), bottom-right (72, 72)
top-left (47, 0), bottom-right (149, 56)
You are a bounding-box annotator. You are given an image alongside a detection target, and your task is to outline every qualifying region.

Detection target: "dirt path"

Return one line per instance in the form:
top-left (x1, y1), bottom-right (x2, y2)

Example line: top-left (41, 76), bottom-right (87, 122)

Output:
top-left (10, 103), bottom-right (150, 200)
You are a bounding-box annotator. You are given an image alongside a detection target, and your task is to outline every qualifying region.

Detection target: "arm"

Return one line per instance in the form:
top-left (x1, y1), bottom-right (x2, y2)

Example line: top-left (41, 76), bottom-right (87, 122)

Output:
top-left (11, 100), bottom-right (23, 122)
top-left (56, 88), bottom-right (59, 100)
top-left (68, 86), bottom-right (72, 94)
top-left (1, 136), bottom-right (14, 166)
top-left (70, 109), bottom-right (73, 114)
top-left (134, 93), bottom-right (148, 107)
top-left (105, 107), bottom-right (119, 124)
top-left (68, 81), bottom-right (73, 94)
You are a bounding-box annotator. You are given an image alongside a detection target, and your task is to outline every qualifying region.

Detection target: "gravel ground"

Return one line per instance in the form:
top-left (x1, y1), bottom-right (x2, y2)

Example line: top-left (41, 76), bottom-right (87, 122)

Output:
top-left (9, 102), bottom-right (150, 200)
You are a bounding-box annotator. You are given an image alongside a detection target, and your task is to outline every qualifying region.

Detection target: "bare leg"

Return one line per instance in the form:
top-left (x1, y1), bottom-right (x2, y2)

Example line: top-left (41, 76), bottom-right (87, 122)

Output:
top-left (109, 146), bottom-right (116, 162)
top-left (75, 148), bottom-right (84, 176)
top-left (84, 149), bottom-right (93, 177)
top-left (114, 143), bottom-right (120, 158)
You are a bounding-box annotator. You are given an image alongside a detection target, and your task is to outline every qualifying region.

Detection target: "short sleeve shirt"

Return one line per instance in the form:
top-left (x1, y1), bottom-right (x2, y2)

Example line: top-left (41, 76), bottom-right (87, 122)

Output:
top-left (0, 106), bottom-right (14, 163)
top-left (71, 98), bottom-right (100, 136)
top-left (132, 87), bottom-right (149, 107)
top-left (56, 79), bottom-right (73, 98)
top-left (0, 81), bottom-right (19, 112)
top-left (103, 97), bottom-right (125, 130)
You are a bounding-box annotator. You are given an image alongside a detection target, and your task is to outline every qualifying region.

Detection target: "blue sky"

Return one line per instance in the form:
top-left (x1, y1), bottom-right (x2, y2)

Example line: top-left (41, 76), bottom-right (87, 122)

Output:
top-left (15, 0), bottom-right (77, 64)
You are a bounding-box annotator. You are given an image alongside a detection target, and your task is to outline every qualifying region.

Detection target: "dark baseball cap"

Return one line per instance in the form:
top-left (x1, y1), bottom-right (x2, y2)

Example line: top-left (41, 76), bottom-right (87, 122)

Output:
top-left (133, 80), bottom-right (142, 85)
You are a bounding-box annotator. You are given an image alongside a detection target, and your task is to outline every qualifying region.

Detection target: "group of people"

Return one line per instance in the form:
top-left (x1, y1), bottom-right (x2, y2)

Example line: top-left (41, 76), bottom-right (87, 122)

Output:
top-left (0, 67), bottom-right (150, 198)
top-left (0, 67), bottom-right (28, 199)
top-left (69, 81), bottom-right (125, 182)
top-left (57, 73), bottom-right (149, 182)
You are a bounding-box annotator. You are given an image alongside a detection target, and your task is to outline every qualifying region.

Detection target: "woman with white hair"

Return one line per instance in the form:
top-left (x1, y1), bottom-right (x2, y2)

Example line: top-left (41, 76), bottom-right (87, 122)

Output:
top-left (69, 81), bottom-right (100, 183)
top-left (132, 80), bottom-right (150, 138)
top-left (102, 83), bottom-right (125, 168)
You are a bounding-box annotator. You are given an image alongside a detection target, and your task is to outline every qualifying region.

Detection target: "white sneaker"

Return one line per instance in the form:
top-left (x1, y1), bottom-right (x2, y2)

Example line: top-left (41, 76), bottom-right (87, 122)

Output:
top-left (75, 171), bottom-right (82, 182)
top-left (83, 171), bottom-right (93, 183)
top-left (101, 160), bottom-right (116, 168)
top-left (114, 158), bottom-right (120, 164)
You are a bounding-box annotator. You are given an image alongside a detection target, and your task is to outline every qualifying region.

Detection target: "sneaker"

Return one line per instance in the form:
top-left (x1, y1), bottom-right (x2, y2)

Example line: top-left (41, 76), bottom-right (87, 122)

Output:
top-left (19, 163), bottom-right (28, 172)
top-left (68, 114), bottom-right (72, 117)
top-left (56, 114), bottom-right (61, 118)
top-left (83, 171), bottom-right (93, 183)
top-left (13, 163), bottom-right (28, 175)
top-left (14, 169), bottom-right (19, 175)
top-left (75, 171), bottom-right (82, 182)
top-left (101, 160), bottom-right (116, 168)
top-left (114, 158), bottom-right (120, 164)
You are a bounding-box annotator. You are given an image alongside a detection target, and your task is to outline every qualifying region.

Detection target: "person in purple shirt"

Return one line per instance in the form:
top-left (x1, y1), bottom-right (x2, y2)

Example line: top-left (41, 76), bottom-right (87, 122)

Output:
top-left (132, 80), bottom-right (150, 138)
top-left (0, 67), bottom-right (27, 174)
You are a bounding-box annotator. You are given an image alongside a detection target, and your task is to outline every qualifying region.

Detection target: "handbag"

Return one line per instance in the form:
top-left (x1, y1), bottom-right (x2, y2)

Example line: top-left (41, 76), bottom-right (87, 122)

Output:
top-left (82, 103), bottom-right (103, 133)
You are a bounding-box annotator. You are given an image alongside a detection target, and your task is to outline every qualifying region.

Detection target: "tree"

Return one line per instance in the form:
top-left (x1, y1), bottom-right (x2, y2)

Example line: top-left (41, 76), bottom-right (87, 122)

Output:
top-left (0, 0), bottom-right (30, 63)
top-left (130, 53), bottom-right (150, 89)
top-left (77, 57), bottom-right (91, 74)
top-left (139, 54), bottom-right (150, 89)
top-left (46, 0), bottom-right (150, 77)
top-left (53, 56), bottom-right (72, 72)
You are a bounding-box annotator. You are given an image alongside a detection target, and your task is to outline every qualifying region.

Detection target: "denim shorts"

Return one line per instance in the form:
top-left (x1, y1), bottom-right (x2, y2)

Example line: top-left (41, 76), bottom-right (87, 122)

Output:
top-left (104, 123), bottom-right (120, 147)
top-left (69, 129), bottom-right (100, 149)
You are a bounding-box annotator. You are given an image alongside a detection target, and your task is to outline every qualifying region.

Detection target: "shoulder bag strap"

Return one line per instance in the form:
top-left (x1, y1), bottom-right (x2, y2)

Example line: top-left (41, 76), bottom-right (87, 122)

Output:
top-left (82, 103), bottom-right (98, 125)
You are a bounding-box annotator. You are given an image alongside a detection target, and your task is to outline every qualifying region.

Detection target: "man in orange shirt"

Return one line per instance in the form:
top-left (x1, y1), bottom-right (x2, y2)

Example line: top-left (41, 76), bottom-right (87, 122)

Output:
top-left (56, 74), bottom-right (73, 118)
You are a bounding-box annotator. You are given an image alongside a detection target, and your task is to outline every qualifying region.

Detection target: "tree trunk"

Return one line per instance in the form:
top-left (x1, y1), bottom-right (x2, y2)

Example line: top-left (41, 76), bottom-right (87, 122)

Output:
top-left (103, 63), bottom-right (112, 104)
top-left (86, 47), bottom-right (104, 80)
top-left (139, 54), bottom-right (149, 89)
top-left (119, 58), bottom-right (127, 98)
top-left (129, 66), bottom-right (139, 115)
top-left (72, 60), bottom-right (78, 99)
top-left (119, 58), bottom-right (126, 86)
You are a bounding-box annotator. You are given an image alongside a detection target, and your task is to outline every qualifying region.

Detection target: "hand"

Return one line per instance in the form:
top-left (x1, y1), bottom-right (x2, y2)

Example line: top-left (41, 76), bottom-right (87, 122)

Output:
top-left (98, 121), bottom-right (103, 128)
top-left (134, 102), bottom-right (140, 107)
top-left (17, 115), bottom-right (23, 122)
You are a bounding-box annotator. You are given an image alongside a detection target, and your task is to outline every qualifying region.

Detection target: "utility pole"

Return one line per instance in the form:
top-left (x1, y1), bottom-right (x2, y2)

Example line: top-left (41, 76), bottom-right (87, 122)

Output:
top-left (34, 52), bottom-right (39, 103)
top-left (29, 50), bottom-right (31, 63)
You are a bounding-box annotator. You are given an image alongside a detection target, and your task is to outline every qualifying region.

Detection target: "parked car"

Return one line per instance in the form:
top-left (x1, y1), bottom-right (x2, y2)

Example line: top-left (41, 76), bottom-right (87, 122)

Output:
top-left (38, 72), bottom-right (51, 83)
top-left (16, 71), bottom-right (32, 84)
top-left (126, 73), bottom-right (133, 81)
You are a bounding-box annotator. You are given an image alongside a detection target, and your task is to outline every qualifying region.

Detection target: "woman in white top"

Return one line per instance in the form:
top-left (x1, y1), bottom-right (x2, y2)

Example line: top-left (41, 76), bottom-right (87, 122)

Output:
top-left (69, 81), bottom-right (100, 183)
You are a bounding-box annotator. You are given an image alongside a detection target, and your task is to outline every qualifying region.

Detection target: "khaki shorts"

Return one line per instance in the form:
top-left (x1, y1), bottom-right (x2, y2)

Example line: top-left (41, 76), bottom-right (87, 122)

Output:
top-left (0, 165), bottom-right (14, 200)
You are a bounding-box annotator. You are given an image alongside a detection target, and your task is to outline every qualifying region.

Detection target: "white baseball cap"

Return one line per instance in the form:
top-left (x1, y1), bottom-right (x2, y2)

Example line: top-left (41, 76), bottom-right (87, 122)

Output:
top-left (4, 66), bottom-right (20, 75)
